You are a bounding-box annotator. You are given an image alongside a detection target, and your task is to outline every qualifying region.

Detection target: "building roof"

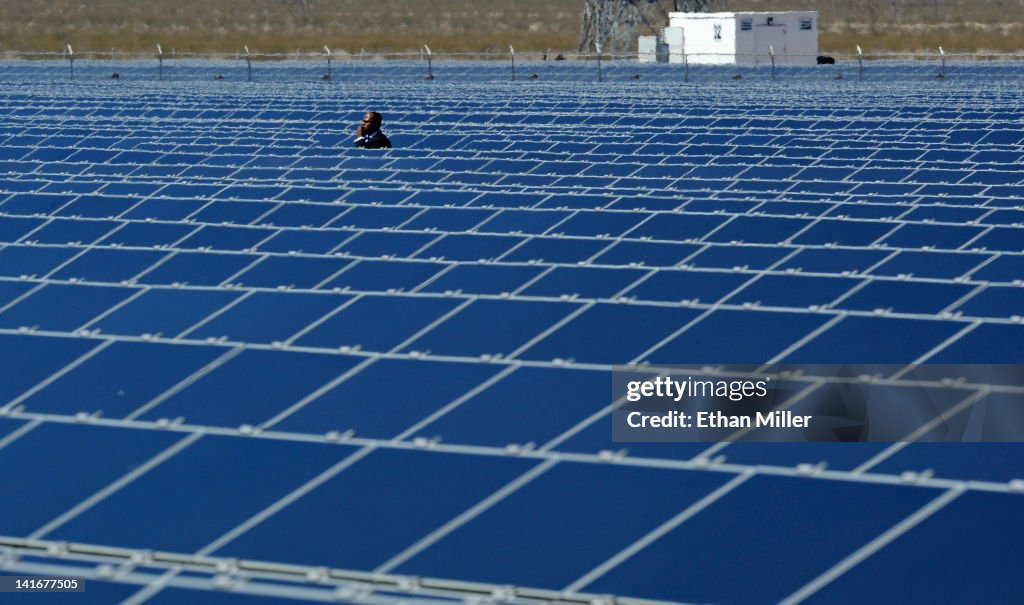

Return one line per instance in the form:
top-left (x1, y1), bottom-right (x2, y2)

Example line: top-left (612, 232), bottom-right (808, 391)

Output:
top-left (668, 11), bottom-right (818, 19)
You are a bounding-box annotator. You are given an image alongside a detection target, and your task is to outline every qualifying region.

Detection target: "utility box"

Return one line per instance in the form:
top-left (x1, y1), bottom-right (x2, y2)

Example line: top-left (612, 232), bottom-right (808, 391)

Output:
top-left (664, 11), bottom-right (819, 65)
top-left (638, 35), bottom-right (669, 63)
top-left (638, 36), bottom-right (657, 62)
top-left (661, 26), bottom-right (685, 64)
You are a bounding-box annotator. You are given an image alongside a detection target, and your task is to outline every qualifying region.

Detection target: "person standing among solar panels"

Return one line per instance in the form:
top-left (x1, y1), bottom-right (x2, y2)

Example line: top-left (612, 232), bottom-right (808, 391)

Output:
top-left (354, 111), bottom-right (392, 149)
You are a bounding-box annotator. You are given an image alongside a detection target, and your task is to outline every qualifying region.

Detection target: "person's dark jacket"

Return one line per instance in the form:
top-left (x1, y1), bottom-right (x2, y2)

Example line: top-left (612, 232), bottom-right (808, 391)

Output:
top-left (355, 130), bottom-right (392, 149)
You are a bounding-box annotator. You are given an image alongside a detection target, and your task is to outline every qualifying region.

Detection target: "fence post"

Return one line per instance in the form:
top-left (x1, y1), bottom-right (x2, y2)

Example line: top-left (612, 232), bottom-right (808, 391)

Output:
top-left (423, 44), bottom-right (433, 79)
top-left (157, 43), bottom-right (164, 80)
top-left (324, 45), bottom-right (332, 79)
top-left (769, 44), bottom-right (776, 80)
top-left (938, 45), bottom-right (946, 77)
top-left (857, 44), bottom-right (863, 81)
top-left (596, 42), bottom-right (603, 82)
top-left (684, 51), bottom-right (689, 83)
top-left (66, 44), bottom-right (74, 80)
top-left (510, 44), bottom-right (515, 81)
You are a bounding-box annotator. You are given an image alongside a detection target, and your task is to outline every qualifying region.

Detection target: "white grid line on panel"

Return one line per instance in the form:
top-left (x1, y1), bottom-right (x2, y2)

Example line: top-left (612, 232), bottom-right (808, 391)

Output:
top-left (779, 486), bottom-right (966, 605)
top-left (29, 431), bottom-right (204, 540)
top-left (565, 470), bottom-right (755, 593)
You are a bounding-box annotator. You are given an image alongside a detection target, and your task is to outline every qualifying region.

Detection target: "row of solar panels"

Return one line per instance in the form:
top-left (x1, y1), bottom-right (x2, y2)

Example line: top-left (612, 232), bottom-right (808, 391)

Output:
top-left (3, 249), bottom-right (1024, 303)
top-left (1, 270), bottom-right (1021, 350)
top-left (3, 194), bottom-right (1023, 229)
top-left (1, 234), bottom-right (1023, 289)
top-left (2, 162), bottom-right (1021, 197)
top-left (5, 414), bottom-right (1023, 605)
top-left (4, 112), bottom-right (1022, 137)
top-left (1, 157), bottom-right (1022, 186)
top-left (3, 101), bottom-right (1023, 128)
top-left (0, 187), bottom-right (1016, 213)
top-left (1, 78), bottom-right (1018, 101)
top-left (2, 133), bottom-right (1020, 157)
top-left (1, 285), bottom-right (1021, 427)
top-left (1, 215), bottom-right (1019, 276)
top-left (2, 165), bottom-right (1022, 196)
top-left (6, 58), bottom-right (1022, 83)
top-left (2, 85), bottom-right (1021, 120)
top-left (3, 182), bottom-right (1023, 221)
top-left (3, 142), bottom-right (1024, 176)
top-left (2, 190), bottom-right (1018, 230)
top-left (3, 93), bottom-right (1019, 111)
top-left (0, 172), bottom-right (1020, 211)
top-left (3, 406), bottom-right (1023, 506)
top-left (3, 199), bottom-right (1023, 253)
top-left (3, 116), bottom-right (1023, 144)
top-left (0, 188), bottom-right (1018, 225)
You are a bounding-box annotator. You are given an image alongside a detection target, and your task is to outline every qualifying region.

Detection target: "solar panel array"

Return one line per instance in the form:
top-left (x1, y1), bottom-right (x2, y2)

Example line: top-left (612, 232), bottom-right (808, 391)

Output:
top-left (0, 60), bottom-right (1022, 605)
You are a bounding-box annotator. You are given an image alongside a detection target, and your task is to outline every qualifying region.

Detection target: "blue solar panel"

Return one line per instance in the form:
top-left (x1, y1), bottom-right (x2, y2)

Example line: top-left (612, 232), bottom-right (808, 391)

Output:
top-left (586, 476), bottom-right (938, 604)
top-left (0, 58), bottom-right (1022, 605)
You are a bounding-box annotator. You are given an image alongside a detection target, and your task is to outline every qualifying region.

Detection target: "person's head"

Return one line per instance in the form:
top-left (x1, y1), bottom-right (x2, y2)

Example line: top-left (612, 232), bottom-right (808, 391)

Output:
top-left (362, 111), bottom-right (382, 134)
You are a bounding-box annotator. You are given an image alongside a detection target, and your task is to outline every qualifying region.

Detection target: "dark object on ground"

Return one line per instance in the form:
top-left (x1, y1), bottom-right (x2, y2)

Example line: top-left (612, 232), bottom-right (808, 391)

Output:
top-left (528, 73), bottom-right (539, 79)
top-left (321, 73), bottom-right (331, 80)
top-left (425, 73), bottom-right (434, 80)
top-left (111, 72), bottom-right (120, 79)
top-left (554, 53), bottom-right (566, 60)
top-left (835, 74), bottom-right (844, 80)
top-left (817, 55), bottom-right (836, 65)
top-left (630, 73), bottom-right (640, 79)
top-left (732, 74), bottom-right (742, 80)
top-left (214, 74), bottom-right (224, 80)
top-left (937, 72), bottom-right (946, 78)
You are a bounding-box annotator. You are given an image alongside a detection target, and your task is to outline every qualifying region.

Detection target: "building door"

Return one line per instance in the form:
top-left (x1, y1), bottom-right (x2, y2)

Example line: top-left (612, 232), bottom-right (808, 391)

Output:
top-left (753, 26), bottom-right (785, 64)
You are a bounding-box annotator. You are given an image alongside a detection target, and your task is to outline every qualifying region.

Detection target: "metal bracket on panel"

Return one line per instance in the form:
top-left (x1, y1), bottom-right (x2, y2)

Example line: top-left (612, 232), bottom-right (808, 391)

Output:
top-left (412, 436), bottom-right (439, 449)
top-left (325, 430), bottom-right (356, 442)
top-left (334, 586), bottom-right (370, 602)
top-left (795, 462), bottom-right (828, 476)
top-left (899, 470), bottom-right (936, 484)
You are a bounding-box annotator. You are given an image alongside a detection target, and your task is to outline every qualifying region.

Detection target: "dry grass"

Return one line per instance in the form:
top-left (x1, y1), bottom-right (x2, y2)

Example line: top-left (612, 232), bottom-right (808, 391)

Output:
top-left (0, 0), bottom-right (580, 54)
top-left (0, 0), bottom-right (1021, 55)
top-left (823, 23), bottom-right (1024, 54)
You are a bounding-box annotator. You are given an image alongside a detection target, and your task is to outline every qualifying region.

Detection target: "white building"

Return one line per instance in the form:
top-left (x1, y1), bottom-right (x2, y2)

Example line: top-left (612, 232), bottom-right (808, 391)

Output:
top-left (660, 11), bottom-right (819, 65)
